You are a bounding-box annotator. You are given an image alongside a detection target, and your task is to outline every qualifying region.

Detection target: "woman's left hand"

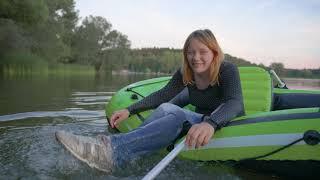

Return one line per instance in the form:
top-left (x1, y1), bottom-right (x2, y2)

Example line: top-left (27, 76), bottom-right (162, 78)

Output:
top-left (185, 122), bottom-right (215, 149)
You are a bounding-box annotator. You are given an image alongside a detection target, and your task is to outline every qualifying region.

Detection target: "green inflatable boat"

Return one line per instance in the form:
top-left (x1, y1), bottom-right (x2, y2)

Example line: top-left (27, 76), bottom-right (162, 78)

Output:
top-left (105, 67), bottom-right (320, 163)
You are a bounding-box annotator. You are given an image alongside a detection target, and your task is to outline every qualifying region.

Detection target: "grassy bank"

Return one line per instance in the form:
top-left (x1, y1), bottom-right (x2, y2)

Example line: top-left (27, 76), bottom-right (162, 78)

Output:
top-left (1, 63), bottom-right (95, 77)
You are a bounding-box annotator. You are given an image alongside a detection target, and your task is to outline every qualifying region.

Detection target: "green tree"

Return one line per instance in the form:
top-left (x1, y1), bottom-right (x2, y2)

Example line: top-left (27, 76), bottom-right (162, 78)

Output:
top-left (0, 0), bottom-right (78, 64)
top-left (30, 0), bottom-right (78, 63)
top-left (0, 19), bottom-right (29, 56)
top-left (72, 15), bottom-right (131, 71)
top-left (0, 0), bottom-right (49, 26)
top-left (0, 0), bottom-right (49, 71)
top-left (72, 16), bottom-right (112, 65)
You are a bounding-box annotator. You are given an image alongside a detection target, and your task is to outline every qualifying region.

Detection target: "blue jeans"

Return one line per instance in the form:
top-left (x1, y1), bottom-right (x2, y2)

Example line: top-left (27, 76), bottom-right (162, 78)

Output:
top-left (109, 103), bottom-right (203, 167)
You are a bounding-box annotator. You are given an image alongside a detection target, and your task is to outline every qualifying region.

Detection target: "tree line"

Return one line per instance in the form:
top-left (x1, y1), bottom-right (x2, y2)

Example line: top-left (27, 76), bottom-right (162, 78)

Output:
top-left (0, 0), bottom-right (130, 74)
top-left (0, 0), bottom-right (319, 78)
top-left (269, 62), bottom-right (320, 79)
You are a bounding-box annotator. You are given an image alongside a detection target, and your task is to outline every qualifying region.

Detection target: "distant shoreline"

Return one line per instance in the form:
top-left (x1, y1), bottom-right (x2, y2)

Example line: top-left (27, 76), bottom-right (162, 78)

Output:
top-left (283, 77), bottom-right (320, 82)
top-left (111, 70), bottom-right (170, 76)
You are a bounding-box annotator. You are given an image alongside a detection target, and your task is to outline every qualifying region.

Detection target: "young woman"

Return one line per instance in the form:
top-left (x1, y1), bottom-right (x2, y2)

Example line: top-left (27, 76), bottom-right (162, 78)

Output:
top-left (56, 29), bottom-right (245, 173)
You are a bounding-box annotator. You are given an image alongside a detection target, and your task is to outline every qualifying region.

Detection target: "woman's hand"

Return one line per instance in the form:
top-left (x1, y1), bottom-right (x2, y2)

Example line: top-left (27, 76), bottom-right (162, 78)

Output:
top-left (185, 122), bottom-right (215, 149)
top-left (109, 109), bottom-right (130, 128)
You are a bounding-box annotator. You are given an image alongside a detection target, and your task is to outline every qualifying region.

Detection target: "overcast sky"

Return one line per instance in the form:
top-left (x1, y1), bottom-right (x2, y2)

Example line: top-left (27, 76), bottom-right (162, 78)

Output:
top-left (75, 0), bottom-right (320, 69)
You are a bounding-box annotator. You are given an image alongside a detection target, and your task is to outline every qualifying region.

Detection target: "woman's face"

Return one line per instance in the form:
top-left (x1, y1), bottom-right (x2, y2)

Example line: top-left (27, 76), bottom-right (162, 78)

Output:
top-left (186, 38), bottom-right (214, 76)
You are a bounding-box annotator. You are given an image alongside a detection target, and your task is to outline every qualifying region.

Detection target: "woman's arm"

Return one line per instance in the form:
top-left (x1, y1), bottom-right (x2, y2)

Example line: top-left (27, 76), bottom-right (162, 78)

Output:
top-left (110, 69), bottom-right (185, 128)
top-left (127, 69), bottom-right (185, 115)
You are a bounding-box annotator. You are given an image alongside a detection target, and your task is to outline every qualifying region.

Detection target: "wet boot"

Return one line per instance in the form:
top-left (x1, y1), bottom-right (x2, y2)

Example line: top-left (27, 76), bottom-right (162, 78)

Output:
top-left (55, 130), bottom-right (114, 173)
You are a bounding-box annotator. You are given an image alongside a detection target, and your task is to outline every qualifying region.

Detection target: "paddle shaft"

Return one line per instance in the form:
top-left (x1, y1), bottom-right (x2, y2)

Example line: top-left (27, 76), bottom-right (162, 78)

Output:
top-left (142, 138), bottom-right (186, 180)
top-left (270, 70), bottom-right (286, 88)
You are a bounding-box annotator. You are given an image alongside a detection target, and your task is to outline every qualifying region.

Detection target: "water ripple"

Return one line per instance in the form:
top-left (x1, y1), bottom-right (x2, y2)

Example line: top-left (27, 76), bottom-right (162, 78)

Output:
top-left (70, 91), bottom-right (113, 107)
top-left (70, 96), bottom-right (111, 102)
top-left (0, 110), bottom-right (105, 122)
top-left (72, 91), bottom-right (115, 96)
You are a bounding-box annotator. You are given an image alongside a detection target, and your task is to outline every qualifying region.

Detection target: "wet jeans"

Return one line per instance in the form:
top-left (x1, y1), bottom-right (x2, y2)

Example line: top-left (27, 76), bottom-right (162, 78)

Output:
top-left (109, 103), bottom-right (203, 167)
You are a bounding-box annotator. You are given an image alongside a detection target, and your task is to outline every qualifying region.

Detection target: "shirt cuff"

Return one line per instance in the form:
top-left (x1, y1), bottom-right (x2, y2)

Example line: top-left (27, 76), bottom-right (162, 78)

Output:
top-left (126, 107), bottom-right (133, 117)
top-left (202, 115), bottom-right (219, 130)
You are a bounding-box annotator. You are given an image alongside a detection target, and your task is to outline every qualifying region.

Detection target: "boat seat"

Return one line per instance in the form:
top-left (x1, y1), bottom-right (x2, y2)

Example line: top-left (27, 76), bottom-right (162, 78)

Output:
top-left (239, 67), bottom-right (272, 115)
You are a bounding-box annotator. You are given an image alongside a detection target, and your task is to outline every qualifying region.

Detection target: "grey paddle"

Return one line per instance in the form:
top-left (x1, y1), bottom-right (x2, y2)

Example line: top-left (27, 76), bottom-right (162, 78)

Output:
top-left (270, 70), bottom-right (286, 88)
top-left (142, 138), bottom-right (186, 180)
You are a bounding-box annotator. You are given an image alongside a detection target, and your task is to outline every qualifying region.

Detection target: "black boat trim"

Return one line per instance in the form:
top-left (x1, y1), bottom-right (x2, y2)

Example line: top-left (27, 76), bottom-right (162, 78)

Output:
top-left (229, 112), bottom-right (320, 126)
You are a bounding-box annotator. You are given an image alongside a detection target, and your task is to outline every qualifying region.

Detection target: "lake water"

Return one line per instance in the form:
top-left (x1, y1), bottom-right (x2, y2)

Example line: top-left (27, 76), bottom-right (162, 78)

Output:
top-left (0, 74), bottom-right (319, 179)
top-left (283, 78), bottom-right (320, 90)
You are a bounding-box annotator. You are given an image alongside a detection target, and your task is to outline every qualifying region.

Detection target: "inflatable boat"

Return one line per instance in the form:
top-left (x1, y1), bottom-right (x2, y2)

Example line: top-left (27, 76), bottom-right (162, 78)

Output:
top-left (105, 67), bottom-right (320, 164)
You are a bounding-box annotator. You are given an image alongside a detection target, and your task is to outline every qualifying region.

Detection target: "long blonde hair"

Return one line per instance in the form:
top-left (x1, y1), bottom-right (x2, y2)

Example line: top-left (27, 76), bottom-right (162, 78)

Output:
top-left (182, 29), bottom-right (224, 86)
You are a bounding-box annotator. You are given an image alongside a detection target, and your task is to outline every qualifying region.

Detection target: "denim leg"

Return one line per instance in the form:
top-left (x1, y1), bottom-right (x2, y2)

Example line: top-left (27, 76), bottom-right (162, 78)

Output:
top-left (109, 103), bottom-right (202, 167)
top-left (138, 103), bottom-right (171, 127)
top-left (180, 108), bottom-right (203, 125)
top-left (140, 103), bottom-right (203, 127)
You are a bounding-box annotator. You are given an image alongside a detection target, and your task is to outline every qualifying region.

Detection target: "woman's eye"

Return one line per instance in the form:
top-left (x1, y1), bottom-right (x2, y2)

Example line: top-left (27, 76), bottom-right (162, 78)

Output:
top-left (187, 51), bottom-right (193, 55)
top-left (200, 51), bottom-right (208, 55)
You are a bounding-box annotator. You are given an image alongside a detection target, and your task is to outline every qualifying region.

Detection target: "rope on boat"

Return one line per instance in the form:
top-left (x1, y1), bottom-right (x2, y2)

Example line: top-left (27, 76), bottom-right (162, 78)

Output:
top-left (127, 88), bottom-right (145, 98)
top-left (239, 130), bottom-right (320, 162)
top-left (126, 78), bottom-right (170, 90)
top-left (125, 77), bottom-right (171, 99)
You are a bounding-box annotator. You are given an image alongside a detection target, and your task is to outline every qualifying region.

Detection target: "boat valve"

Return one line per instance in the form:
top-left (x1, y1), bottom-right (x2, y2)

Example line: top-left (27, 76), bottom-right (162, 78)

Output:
top-left (131, 94), bottom-right (139, 100)
top-left (303, 130), bottom-right (320, 145)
